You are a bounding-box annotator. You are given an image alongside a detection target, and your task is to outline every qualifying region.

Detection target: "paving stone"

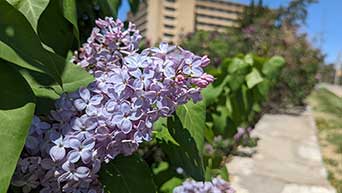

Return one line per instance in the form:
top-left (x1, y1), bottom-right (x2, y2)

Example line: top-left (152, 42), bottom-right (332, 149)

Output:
top-left (227, 111), bottom-right (336, 193)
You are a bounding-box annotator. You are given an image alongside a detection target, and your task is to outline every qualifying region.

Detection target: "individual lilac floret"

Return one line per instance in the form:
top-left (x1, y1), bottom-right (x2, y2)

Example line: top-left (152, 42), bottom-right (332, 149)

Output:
top-left (173, 177), bottom-right (235, 193)
top-left (11, 17), bottom-right (213, 193)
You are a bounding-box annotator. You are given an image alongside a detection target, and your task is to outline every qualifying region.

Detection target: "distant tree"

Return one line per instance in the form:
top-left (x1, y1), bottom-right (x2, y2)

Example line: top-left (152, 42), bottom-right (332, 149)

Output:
top-left (182, 0), bottom-right (324, 109)
top-left (318, 64), bottom-right (336, 83)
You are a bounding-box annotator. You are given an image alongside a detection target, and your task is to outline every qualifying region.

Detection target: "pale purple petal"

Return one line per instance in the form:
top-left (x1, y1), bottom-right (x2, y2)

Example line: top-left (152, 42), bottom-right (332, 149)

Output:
top-left (192, 66), bottom-right (204, 77)
top-left (80, 150), bottom-right (92, 163)
top-left (68, 138), bottom-right (81, 150)
top-left (89, 94), bottom-right (103, 105)
top-left (74, 99), bottom-right (87, 111)
top-left (120, 118), bottom-right (132, 133)
top-left (75, 167), bottom-right (90, 178)
top-left (79, 88), bottom-right (90, 101)
top-left (49, 146), bottom-right (66, 161)
top-left (67, 150), bottom-right (81, 163)
top-left (86, 105), bottom-right (97, 116)
top-left (112, 113), bottom-right (124, 124)
top-left (82, 138), bottom-right (95, 150)
top-left (183, 66), bottom-right (191, 75)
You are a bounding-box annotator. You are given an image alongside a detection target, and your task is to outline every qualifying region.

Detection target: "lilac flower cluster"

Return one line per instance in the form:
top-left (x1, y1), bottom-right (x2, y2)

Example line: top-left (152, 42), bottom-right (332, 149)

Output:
top-left (234, 127), bottom-right (253, 142)
top-left (11, 17), bottom-right (213, 193)
top-left (173, 177), bottom-right (235, 193)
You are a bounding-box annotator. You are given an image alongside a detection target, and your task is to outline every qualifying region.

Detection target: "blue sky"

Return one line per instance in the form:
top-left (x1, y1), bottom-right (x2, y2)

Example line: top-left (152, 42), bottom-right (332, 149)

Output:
top-left (118, 0), bottom-right (342, 64)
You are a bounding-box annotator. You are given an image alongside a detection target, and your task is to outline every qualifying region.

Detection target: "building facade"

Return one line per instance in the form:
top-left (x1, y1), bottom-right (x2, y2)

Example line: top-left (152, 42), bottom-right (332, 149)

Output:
top-left (127, 0), bottom-right (245, 45)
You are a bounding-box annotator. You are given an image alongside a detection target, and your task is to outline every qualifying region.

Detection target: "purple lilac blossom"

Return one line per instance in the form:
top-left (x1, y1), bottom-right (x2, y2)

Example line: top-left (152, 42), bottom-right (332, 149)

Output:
top-left (11, 17), bottom-right (213, 193)
top-left (173, 177), bottom-right (235, 193)
top-left (233, 127), bottom-right (253, 142)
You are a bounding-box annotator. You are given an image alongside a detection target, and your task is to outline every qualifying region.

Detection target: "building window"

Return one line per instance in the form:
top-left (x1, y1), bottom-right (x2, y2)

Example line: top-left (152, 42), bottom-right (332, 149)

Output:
top-left (164, 24), bottom-right (174, 29)
top-left (196, 13), bottom-right (235, 22)
top-left (196, 21), bottom-right (232, 28)
top-left (164, 33), bottom-right (174, 37)
top-left (164, 15), bottom-right (175, 20)
top-left (196, 5), bottom-right (242, 15)
top-left (165, 6), bottom-right (176, 11)
top-left (197, 0), bottom-right (244, 8)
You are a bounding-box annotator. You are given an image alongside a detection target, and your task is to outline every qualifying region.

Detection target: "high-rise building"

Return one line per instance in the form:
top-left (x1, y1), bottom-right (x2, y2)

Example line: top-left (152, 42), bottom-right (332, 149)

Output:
top-left (127, 0), bottom-right (246, 45)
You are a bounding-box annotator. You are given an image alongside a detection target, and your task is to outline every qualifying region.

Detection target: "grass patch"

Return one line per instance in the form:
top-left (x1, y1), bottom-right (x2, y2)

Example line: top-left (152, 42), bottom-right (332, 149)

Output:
top-left (307, 87), bottom-right (342, 193)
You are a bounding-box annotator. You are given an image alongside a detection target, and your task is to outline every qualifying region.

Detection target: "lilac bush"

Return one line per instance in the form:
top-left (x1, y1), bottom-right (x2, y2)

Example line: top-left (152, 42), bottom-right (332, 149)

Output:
top-left (11, 17), bottom-right (213, 193)
top-left (173, 177), bottom-right (235, 193)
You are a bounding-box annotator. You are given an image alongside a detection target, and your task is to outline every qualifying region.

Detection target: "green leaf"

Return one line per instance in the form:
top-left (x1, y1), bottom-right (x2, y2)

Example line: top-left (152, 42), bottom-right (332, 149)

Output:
top-left (0, 1), bottom-right (62, 85)
top-left (262, 56), bottom-right (285, 78)
top-left (63, 0), bottom-right (80, 45)
top-left (176, 100), bottom-right (206, 153)
top-left (37, 0), bottom-right (76, 57)
top-left (161, 116), bottom-right (205, 181)
top-left (155, 126), bottom-right (179, 146)
top-left (257, 79), bottom-right (271, 97)
top-left (225, 95), bottom-right (233, 115)
top-left (100, 154), bottom-right (157, 193)
top-left (206, 166), bottom-right (230, 182)
top-left (204, 124), bottom-right (215, 143)
top-left (154, 117), bottom-right (179, 146)
top-left (0, 41), bottom-right (46, 73)
top-left (20, 52), bottom-right (94, 114)
top-left (202, 76), bottom-right (228, 106)
top-left (98, 0), bottom-right (122, 17)
top-left (230, 90), bottom-right (246, 124)
top-left (153, 117), bottom-right (167, 131)
top-left (228, 58), bottom-right (249, 74)
top-left (7, 0), bottom-right (49, 30)
top-left (244, 54), bottom-right (254, 66)
top-left (152, 161), bottom-right (169, 175)
top-left (19, 69), bottom-right (60, 114)
top-left (152, 162), bottom-right (181, 189)
top-left (203, 157), bottom-right (229, 181)
top-left (160, 177), bottom-right (183, 193)
top-left (52, 52), bottom-right (94, 94)
top-left (245, 68), bottom-right (264, 89)
top-left (227, 74), bottom-right (245, 91)
top-left (212, 106), bottom-right (230, 134)
top-left (0, 60), bottom-right (35, 193)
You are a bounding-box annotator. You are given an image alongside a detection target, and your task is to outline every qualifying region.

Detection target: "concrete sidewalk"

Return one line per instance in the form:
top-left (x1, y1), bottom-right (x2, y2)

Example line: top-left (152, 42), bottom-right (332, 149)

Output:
top-left (318, 83), bottom-right (342, 97)
top-left (227, 110), bottom-right (336, 193)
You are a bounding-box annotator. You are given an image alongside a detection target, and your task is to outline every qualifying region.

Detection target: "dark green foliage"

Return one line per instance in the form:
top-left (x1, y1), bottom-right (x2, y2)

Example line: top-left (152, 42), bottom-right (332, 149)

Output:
top-left (149, 54), bottom-right (284, 193)
top-left (162, 115), bottom-right (205, 181)
top-left (203, 55), bottom-right (284, 138)
top-left (100, 154), bottom-right (157, 193)
top-left (0, 60), bottom-right (36, 193)
top-left (37, 0), bottom-right (78, 57)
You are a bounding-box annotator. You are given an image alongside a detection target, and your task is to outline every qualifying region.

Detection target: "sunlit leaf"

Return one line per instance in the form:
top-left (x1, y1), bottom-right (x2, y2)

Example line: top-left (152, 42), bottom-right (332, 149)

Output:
top-left (0, 60), bottom-right (35, 193)
top-left (7, 0), bottom-right (49, 30)
top-left (246, 68), bottom-right (263, 88)
top-left (176, 100), bottom-right (206, 153)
